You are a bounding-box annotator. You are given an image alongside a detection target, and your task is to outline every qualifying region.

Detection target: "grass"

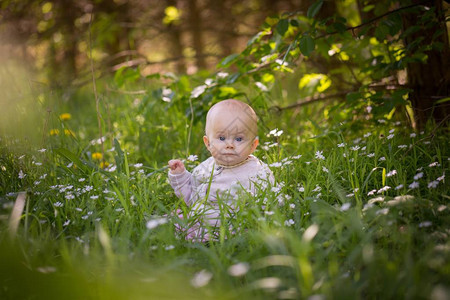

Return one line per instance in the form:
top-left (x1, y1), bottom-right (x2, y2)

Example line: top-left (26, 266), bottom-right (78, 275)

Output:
top-left (0, 69), bottom-right (449, 299)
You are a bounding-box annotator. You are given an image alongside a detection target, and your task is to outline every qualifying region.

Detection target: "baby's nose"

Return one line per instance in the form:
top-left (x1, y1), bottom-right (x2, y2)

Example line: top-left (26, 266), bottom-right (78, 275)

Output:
top-left (225, 140), bottom-right (235, 148)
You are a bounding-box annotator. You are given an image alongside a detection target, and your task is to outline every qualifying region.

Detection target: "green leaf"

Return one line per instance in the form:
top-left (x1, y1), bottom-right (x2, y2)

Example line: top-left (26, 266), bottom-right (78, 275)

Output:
top-left (299, 35), bottom-right (315, 56)
top-left (276, 19), bottom-right (289, 36)
top-left (436, 97), bottom-right (450, 104)
top-left (219, 54), bottom-right (239, 67)
top-left (307, 0), bottom-right (324, 18)
top-left (53, 148), bottom-right (91, 174)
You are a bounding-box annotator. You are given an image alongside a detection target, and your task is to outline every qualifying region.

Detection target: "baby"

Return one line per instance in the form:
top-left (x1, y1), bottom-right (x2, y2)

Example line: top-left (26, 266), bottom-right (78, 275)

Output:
top-left (168, 99), bottom-right (274, 241)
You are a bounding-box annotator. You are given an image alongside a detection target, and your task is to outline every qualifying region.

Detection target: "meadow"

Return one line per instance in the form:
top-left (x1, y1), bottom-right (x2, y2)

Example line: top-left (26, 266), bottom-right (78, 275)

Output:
top-left (0, 64), bottom-right (449, 300)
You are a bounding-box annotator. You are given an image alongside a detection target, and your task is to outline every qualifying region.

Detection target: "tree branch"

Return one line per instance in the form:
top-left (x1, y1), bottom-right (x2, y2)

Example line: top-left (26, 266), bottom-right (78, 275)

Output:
top-left (316, 0), bottom-right (433, 39)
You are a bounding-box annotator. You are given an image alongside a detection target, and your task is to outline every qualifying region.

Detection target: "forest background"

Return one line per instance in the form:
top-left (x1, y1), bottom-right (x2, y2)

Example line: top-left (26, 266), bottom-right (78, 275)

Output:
top-left (0, 0), bottom-right (449, 299)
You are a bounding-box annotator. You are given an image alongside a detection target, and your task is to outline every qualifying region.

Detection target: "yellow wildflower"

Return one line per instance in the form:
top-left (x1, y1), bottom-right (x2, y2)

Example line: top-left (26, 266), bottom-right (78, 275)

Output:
top-left (64, 129), bottom-right (75, 137)
top-left (50, 129), bottom-right (60, 136)
top-left (100, 161), bottom-right (109, 169)
top-left (92, 152), bottom-right (103, 160)
top-left (59, 113), bottom-right (71, 121)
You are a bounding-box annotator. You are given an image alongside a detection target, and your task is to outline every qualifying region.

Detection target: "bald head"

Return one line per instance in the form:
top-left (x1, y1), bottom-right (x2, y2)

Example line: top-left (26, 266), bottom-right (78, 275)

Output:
top-left (205, 99), bottom-right (258, 138)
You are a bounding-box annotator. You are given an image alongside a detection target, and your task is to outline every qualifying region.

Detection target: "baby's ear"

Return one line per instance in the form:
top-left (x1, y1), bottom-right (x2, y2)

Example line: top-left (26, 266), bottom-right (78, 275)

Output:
top-left (250, 138), bottom-right (259, 153)
top-left (203, 136), bottom-right (210, 150)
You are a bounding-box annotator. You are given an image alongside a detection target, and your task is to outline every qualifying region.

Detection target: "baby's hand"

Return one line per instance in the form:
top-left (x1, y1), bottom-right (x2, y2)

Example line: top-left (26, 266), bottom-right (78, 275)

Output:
top-left (168, 159), bottom-right (185, 174)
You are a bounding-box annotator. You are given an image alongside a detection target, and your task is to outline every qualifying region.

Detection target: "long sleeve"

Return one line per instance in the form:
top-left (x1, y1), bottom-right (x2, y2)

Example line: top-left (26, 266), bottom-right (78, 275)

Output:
top-left (168, 170), bottom-right (194, 205)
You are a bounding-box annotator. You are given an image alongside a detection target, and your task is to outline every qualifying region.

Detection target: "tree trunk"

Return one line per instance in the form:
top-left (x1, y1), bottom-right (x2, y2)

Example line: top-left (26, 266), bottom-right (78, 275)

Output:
top-left (166, 0), bottom-right (186, 73)
top-left (402, 0), bottom-right (449, 128)
top-left (188, 0), bottom-right (206, 70)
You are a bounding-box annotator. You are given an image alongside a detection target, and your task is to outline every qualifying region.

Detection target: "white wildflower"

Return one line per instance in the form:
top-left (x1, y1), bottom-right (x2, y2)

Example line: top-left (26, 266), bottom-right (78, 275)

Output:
top-left (217, 72), bottom-right (228, 78)
top-left (340, 203), bottom-right (351, 211)
top-left (378, 157), bottom-right (386, 161)
top-left (133, 163), bottom-right (143, 168)
top-left (269, 162), bottom-right (282, 168)
top-left (54, 202), bottom-right (63, 207)
top-left (376, 208), bottom-right (389, 215)
top-left (418, 221), bottom-right (432, 228)
top-left (367, 153), bottom-right (375, 158)
top-left (386, 170), bottom-right (397, 177)
top-left (284, 219), bottom-right (295, 226)
top-left (269, 128), bottom-right (283, 137)
top-left (18, 170), bottom-right (26, 179)
top-left (410, 133), bottom-right (416, 138)
top-left (191, 270), bottom-right (213, 288)
top-left (367, 189), bottom-right (377, 196)
top-left (427, 181), bottom-right (439, 189)
top-left (191, 85), bottom-right (206, 98)
top-left (289, 203), bottom-right (296, 209)
top-left (366, 106), bottom-right (372, 113)
top-left (398, 145), bottom-right (408, 149)
top-left (165, 245), bottom-right (175, 251)
top-left (187, 155), bottom-right (198, 162)
top-left (428, 162), bottom-right (438, 167)
top-left (322, 166), bottom-right (329, 173)
top-left (436, 174), bottom-right (445, 182)
top-left (315, 151), bottom-right (325, 160)
top-left (65, 194), bottom-right (75, 200)
top-left (38, 148), bottom-right (47, 153)
top-left (364, 132), bottom-right (372, 138)
top-left (298, 186), bottom-right (305, 192)
top-left (337, 143), bottom-right (345, 148)
top-left (90, 195), bottom-right (99, 200)
top-left (377, 186), bottom-right (391, 194)
top-left (228, 262), bottom-right (250, 277)
top-left (312, 185), bottom-right (321, 192)
top-left (408, 181), bottom-right (419, 189)
top-left (146, 217), bottom-right (168, 229)
top-left (78, 178), bottom-right (86, 182)
top-left (255, 82), bottom-right (268, 92)
top-left (414, 172), bottom-right (424, 180)
top-left (395, 184), bottom-right (404, 190)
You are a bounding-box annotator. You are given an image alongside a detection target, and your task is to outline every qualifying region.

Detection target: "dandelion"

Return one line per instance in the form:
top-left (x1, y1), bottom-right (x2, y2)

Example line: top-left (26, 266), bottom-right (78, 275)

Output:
top-left (386, 170), bottom-right (397, 177)
top-left (50, 129), bottom-right (60, 136)
top-left (18, 170), bottom-right (26, 179)
top-left (395, 184), bottom-right (404, 190)
top-left (409, 181), bottom-right (419, 189)
top-left (191, 270), bottom-right (213, 288)
top-left (414, 172), bottom-right (424, 180)
top-left (340, 203), bottom-right (351, 211)
top-left (92, 152), bottom-right (103, 160)
top-left (59, 113), bottom-right (71, 121)
top-left (64, 129), bottom-right (75, 137)
top-left (228, 263), bottom-right (250, 277)
top-left (315, 151), bottom-right (325, 160)
top-left (187, 155), bottom-right (198, 162)
top-left (427, 181), bottom-right (439, 189)
top-left (378, 157), bottom-right (386, 161)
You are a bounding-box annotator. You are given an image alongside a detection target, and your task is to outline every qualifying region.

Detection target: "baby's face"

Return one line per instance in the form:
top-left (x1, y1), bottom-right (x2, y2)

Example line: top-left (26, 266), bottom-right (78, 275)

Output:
top-left (204, 110), bottom-right (258, 166)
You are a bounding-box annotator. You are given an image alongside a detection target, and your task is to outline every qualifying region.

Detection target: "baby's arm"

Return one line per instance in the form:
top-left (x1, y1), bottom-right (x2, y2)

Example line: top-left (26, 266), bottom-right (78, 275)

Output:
top-left (168, 159), bottom-right (193, 205)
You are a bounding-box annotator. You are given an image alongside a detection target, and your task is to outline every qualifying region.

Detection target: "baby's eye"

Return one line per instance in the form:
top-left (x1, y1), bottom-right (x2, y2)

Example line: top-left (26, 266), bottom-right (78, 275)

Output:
top-left (235, 137), bottom-right (243, 142)
top-left (219, 136), bottom-right (226, 141)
